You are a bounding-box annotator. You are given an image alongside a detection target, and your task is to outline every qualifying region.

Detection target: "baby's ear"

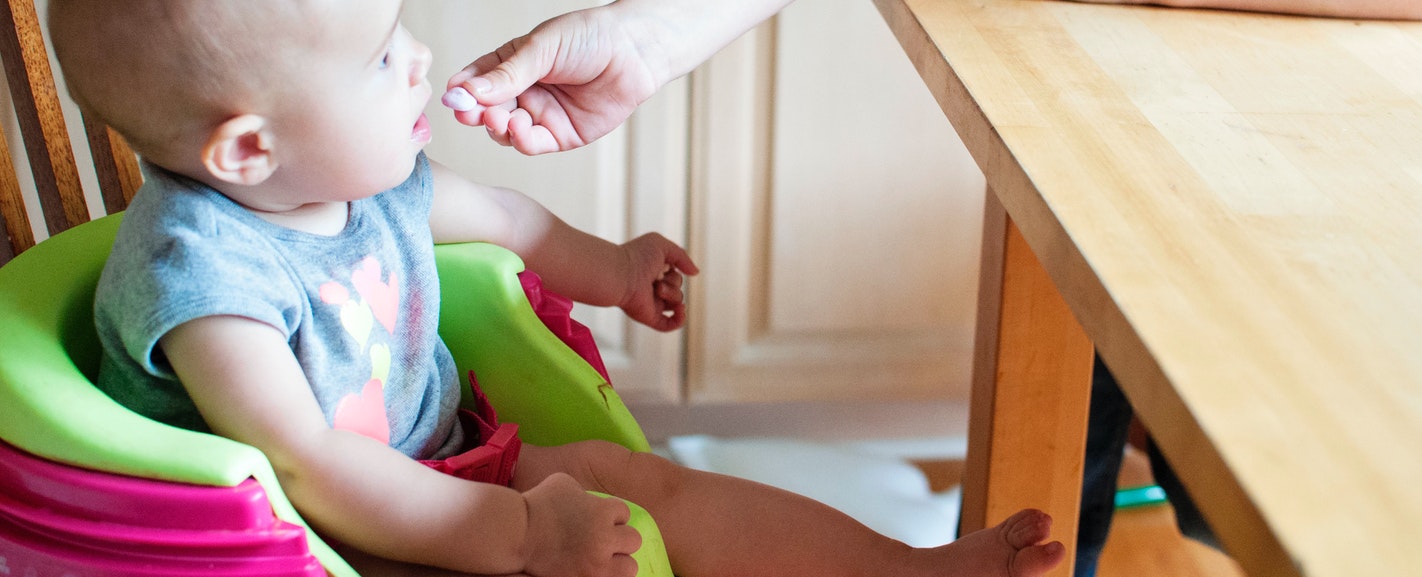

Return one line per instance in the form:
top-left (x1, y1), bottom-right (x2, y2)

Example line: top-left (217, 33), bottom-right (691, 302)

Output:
top-left (202, 114), bottom-right (278, 185)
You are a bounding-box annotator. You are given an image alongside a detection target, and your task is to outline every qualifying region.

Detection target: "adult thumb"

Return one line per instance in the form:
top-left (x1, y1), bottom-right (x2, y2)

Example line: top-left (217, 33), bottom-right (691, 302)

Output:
top-left (448, 37), bottom-right (552, 108)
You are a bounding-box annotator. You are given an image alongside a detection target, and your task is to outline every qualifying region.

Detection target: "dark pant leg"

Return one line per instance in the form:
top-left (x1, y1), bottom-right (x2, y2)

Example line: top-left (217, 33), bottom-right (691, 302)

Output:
top-left (1074, 355), bottom-right (1135, 577)
top-left (1145, 437), bottom-right (1220, 549)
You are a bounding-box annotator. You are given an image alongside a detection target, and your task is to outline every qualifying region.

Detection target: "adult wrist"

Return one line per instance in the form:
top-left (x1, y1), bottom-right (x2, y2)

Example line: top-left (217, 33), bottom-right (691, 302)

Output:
top-left (604, 0), bottom-right (681, 90)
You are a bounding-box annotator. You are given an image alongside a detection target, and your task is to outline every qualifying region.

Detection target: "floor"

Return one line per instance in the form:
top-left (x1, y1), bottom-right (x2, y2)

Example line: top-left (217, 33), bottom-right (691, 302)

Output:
top-left (914, 447), bottom-right (1246, 577)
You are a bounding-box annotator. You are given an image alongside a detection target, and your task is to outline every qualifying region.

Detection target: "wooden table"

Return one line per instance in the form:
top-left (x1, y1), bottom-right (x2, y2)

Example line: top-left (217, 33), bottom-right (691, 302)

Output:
top-left (871, 1), bottom-right (1422, 576)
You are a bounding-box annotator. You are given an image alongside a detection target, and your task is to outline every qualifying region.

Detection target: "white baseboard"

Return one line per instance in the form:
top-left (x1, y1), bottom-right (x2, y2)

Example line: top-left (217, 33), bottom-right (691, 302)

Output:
top-left (627, 399), bottom-right (969, 451)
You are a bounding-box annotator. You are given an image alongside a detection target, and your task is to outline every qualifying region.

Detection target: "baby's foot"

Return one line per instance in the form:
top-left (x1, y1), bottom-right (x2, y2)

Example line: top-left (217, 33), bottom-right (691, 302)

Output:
top-left (921, 508), bottom-right (1065, 577)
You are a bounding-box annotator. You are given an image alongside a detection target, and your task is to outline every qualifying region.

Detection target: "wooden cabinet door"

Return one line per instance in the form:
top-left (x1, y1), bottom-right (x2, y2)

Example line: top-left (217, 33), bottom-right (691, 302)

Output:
top-left (686, 0), bottom-right (986, 404)
top-left (406, 2), bottom-right (689, 404)
top-left (408, 0), bottom-right (987, 412)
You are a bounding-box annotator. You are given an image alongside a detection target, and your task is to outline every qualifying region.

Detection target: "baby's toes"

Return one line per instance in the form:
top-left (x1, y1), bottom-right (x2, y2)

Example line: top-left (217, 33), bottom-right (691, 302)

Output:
top-left (1010, 540), bottom-right (1065, 577)
top-left (1000, 508), bottom-right (1053, 549)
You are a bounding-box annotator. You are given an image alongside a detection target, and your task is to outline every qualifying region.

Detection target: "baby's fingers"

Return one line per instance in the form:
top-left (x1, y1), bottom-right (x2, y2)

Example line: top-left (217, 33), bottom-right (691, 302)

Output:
top-left (608, 553), bottom-right (639, 577)
top-left (597, 498), bottom-right (642, 576)
top-left (611, 519), bottom-right (642, 556)
top-left (656, 301), bottom-right (688, 331)
top-left (667, 250), bottom-right (699, 277)
top-left (655, 277), bottom-right (684, 307)
top-left (598, 494), bottom-right (632, 526)
top-left (658, 267), bottom-right (684, 291)
top-left (604, 524), bottom-right (641, 577)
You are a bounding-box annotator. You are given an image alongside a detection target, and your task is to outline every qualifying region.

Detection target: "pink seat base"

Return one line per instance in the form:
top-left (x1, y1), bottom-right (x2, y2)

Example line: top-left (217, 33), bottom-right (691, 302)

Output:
top-left (0, 439), bottom-right (323, 576)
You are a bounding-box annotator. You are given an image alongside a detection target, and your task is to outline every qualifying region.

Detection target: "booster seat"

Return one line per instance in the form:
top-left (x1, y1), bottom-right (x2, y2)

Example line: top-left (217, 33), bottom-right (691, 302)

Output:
top-left (0, 214), bottom-right (672, 576)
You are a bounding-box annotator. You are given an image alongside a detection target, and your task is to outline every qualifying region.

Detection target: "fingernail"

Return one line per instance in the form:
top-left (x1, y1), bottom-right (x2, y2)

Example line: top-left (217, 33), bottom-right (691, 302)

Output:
top-left (442, 87), bottom-right (477, 111)
top-left (470, 77), bottom-right (493, 95)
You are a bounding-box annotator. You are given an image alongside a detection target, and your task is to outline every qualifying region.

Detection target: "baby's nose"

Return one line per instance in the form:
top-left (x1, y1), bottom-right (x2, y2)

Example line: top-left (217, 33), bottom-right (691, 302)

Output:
top-left (410, 40), bottom-right (432, 85)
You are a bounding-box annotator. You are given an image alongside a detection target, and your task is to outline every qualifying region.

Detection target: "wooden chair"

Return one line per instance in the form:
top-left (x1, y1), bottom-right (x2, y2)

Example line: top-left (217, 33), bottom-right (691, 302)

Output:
top-left (0, 0), bottom-right (141, 267)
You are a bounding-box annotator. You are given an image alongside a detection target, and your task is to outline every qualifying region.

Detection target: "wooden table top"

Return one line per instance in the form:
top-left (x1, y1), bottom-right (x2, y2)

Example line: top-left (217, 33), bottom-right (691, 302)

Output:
top-left (872, 1), bottom-right (1422, 575)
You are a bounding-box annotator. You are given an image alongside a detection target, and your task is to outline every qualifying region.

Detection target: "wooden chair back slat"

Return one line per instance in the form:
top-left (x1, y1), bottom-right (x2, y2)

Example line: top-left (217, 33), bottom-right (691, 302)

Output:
top-left (1, 0), bottom-right (87, 234)
top-left (83, 113), bottom-right (141, 213)
top-left (0, 125), bottom-right (32, 261)
top-left (0, 0), bottom-right (139, 266)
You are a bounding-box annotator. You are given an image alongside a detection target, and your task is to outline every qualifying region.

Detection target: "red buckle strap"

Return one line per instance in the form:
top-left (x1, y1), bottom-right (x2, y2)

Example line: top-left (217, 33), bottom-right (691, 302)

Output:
top-left (419, 371), bottom-right (522, 486)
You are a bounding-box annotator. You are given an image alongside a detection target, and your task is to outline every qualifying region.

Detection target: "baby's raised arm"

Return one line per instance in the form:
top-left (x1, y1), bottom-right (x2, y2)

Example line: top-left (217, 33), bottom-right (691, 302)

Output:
top-left (428, 160), bottom-right (698, 331)
top-left (159, 315), bottom-right (640, 575)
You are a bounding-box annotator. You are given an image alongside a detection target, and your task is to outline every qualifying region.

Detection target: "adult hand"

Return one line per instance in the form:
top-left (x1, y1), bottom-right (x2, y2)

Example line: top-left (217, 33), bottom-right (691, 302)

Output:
top-left (442, 6), bottom-right (661, 155)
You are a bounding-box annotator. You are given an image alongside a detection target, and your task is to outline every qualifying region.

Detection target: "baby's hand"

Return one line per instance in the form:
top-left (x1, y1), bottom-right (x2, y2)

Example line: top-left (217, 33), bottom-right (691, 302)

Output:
top-left (521, 473), bottom-right (641, 577)
top-left (618, 233), bottom-right (699, 332)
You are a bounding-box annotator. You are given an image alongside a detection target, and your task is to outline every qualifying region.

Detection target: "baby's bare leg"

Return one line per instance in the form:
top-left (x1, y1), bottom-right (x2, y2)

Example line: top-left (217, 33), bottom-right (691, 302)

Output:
top-left (514, 442), bottom-right (1064, 577)
top-left (331, 540), bottom-right (532, 576)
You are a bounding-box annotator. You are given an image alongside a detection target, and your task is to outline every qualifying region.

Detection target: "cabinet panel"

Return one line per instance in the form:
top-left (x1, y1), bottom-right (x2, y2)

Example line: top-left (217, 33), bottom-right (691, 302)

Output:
top-left (406, 2), bottom-right (686, 403)
top-left (687, 0), bottom-right (985, 404)
top-left (406, 0), bottom-right (986, 410)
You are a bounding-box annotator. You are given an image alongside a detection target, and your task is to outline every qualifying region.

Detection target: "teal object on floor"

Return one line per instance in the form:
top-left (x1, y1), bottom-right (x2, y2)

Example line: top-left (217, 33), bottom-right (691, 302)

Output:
top-left (1115, 485), bottom-right (1168, 509)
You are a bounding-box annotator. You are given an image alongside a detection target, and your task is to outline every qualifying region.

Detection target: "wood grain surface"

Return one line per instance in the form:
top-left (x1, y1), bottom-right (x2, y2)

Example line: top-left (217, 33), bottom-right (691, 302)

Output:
top-left (873, 1), bottom-right (1422, 576)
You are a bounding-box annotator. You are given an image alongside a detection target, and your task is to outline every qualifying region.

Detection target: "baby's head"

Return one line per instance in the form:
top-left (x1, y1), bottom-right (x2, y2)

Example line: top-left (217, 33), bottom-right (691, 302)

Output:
top-left (49, 0), bottom-right (433, 199)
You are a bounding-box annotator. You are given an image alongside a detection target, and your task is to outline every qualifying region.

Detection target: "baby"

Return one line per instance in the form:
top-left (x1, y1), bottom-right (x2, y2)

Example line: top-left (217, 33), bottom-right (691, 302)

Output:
top-left (49, 1), bottom-right (1064, 575)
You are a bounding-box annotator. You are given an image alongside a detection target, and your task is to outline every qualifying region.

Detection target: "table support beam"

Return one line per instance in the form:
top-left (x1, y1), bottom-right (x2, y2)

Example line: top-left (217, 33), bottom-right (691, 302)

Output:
top-left (962, 192), bottom-right (1094, 577)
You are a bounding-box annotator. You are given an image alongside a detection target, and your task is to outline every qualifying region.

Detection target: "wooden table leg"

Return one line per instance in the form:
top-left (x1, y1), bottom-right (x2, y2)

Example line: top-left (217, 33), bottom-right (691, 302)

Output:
top-left (960, 192), bottom-right (1094, 577)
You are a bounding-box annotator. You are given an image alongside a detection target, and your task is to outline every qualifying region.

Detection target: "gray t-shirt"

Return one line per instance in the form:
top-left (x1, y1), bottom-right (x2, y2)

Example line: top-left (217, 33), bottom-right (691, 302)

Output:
top-left (95, 153), bottom-right (463, 459)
